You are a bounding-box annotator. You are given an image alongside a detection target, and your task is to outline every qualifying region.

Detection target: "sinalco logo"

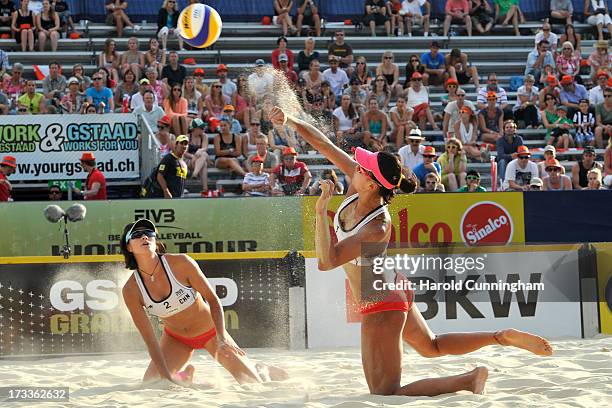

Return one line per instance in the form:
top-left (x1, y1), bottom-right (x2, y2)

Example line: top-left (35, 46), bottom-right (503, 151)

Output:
top-left (460, 201), bottom-right (513, 246)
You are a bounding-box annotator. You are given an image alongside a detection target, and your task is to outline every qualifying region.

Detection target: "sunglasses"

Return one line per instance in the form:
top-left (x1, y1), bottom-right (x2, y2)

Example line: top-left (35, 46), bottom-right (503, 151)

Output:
top-left (18, 108), bottom-right (27, 112)
top-left (605, 95), bottom-right (612, 98)
top-left (49, 190), bottom-right (61, 195)
top-left (410, 59), bottom-right (419, 62)
top-left (93, 77), bottom-right (102, 81)
top-left (129, 230), bottom-right (156, 241)
top-left (356, 62), bottom-right (365, 65)
top-left (447, 145), bottom-right (459, 150)
top-left (518, 156), bottom-right (530, 159)
top-left (376, 78), bottom-right (385, 82)
top-left (384, 56), bottom-right (393, 60)
top-left (466, 176), bottom-right (480, 181)
top-left (546, 167), bottom-right (560, 172)
top-left (410, 139), bottom-right (421, 144)
top-left (424, 155), bottom-right (435, 158)
top-left (457, 94), bottom-right (466, 97)
top-left (425, 181), bottom-right (436, 185)
top-left (531, 185), bottom-right (542, 189)
top-left (250, 123), bottom-right (260, 126)
top-left (213, 85), bottom-right (222, 88)
top-left (412, 78), bottom-right (422, 82)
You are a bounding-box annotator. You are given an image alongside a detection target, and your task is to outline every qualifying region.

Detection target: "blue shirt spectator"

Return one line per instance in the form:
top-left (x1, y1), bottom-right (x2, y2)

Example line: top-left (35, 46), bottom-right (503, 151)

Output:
top-left (86, 75), bottom-right (113, 112)
top-left (525, 41), bottom-right (555, 78)
top-left (559, 77), bottom-right (588, 107)
top-left (421, 49), bottom-right (445, 70)
top-left (496, 132), bottom-right (524, 164)
top-left (413, 146), bottom-right (442, 185)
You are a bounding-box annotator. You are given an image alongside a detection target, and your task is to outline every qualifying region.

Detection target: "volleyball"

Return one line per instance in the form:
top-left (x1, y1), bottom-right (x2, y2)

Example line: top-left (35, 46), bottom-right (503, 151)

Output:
top-left (177, 3), bottom-right (222, 49)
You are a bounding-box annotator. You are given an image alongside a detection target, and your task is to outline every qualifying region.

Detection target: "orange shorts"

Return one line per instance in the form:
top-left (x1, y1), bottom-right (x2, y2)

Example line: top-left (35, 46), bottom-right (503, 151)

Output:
top-left (412, 103), bottom-right (429, 119)
top-left (164, 326), bottom-right (217, 349)
top-left (358, 288), bottom-right (414, 315)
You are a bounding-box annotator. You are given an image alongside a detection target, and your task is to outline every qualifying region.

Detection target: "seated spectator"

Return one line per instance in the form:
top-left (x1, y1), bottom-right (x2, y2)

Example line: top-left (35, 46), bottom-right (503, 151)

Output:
top-left (470, 0), bottom-right (494, 34)
top-left (387, 0), bottom-right (402, 35)
top-left (322, 56), bottom-right (349, 102)
top-left (573, 99), bottom-right (595, 147)
top-left (584, 168), bottom-right (605, 189)
top-left (81, 102), bottom-right (99, 114)
top-left (344, 77), bottom-right (368, 113)
top-left (320, 81), bottom-right (336, 115)
top-left (572, 146), bottom-right (603, 189)
top-left (588, 40), bottom-right (611, 81)
top-left (333, 94), bottom-right (362, 147)
top-left (412, 145), bottom-right (441, 186)
top-left (389, 96), bottom-right (416, 147)
top-left (604, 137), bottom-right (612, 187)
top-left (443, 87), bottom-right (475, 136)
top-left (525, 40), bottom-right (556, 85)
top-left (142, 135), bottom-right (188, 199)
top-left (398, 128), bottom-right (425, 170)
top-left (99, 39), bottom-right (120, 84)
top-left (371, 75), bottom-right (391, 110)
top-left (442, 78), bottom-right (460, 108)
top-left (133, 90), bottom-right (165, 133)
top-left (584, 0), bottom-right (612, 41)
top-left (162, 51), bottom-right (186, 89)
top-left (214, 119), bottom-right (245, 176)
top-left (539, 75), bottom-right (561, 106)
top-left (42, 61), bottom-right (66, 105)
top-left (550, 0), bottom-right (573, 25)
top-left (121, 37), bottom-right (144, 81)
top-left (193, 68), bottom-right (208, 100)
top-left (205, 81), bottom-right (231, 118)
top-left (399, 0), bottom-right (431, 37)
top-left (361, 96), bottom-right (389, 150)
top-left (248, 59), bottom-right (274, 99)
top-left (269, 121), bottom-right (298, 154)
top-left (556, 42), bottom-right (581, 84)
top-left (145, 38), bottom-right (166, 77)
top-left (296, 0), bottom-right (321, 36)
top-left (559, 75), bottom-right (588, 117)
top-left (443, 0), bottom-right (472, 37)
top-left (327, 30), bottom-right (354, 73)
top-left (376, 51), bottom-right (404, 99)
top-left (11, 0), bottom-right (35, 52)
top-left (458, 169), bottom-right (486, 192)
top-left (437, 138), bottom-right (467, 191)
top-left (446, 48), bottom-right (480, 88)
top-left (406, 72), bottom-right (438, 130)
top-left (69, 64), bottom-right (91, 94)
top-left (60, 77), bottom-right (85, 114)
top-left (115, 68), bottom-right (137, 109)
top-left (559, 23), bottom-right (580, 56)
top-left (182, 76), bottom-right (201, 119)
top-left (404, 54), bottom-right (429, 87)
top-left (53, 0), bottom-right (77, 36)
top-left (48, 184), bottom-right (62, 200)
top-left (550, 106), bottom-right (574, 149)
top-left (513, 74), bottom-right (539, 128)
top-left (503, 145), bottom-right (538, 191)
top-left (302, 59), bottom-right (322, 96)
top-left (529, 177), bottom-right (543, 190)
top-left (538, 145), bottom-right (556, 177)
top-left (105, 0), bottom-right (139, 38)
top-left (215, 64), bottom-right (237, 101)
top-left (478, 91), bottom-right (504, 143)
top-left (278, 54), bottom-right (298, 85)
top-left (589, 71), bottom-right (608, 106)
top-left (246, 135), bottom-right (279, 173)
top-left (183, 118), bottom-right (209, 195)
top-left (273, 0), bottom-right (296, 37)
top-left (542, 158), bottom-right (572, 190)
top-left (155, 115), bottom-right (175, 157)
top-left (494, 0), bottom-right (521, 36)
top-left (18, 79), bottom-right (45, 114)
top-left (476, 73), bottom-right (510, 118)
top-left (454, 105), bottom-right (484, 161)
top-left (220, 104), bottom-right (242, 134)
top-left (296, 37), bottom-right (319, 74)
top-left (131, 78), bottom-right (158, 110)
top-left (242, 155), bottom-right (271, 196)
top-left (271, 146), bottom-right (312, 196)
top-left (157, 0), bottom-right (181, 51)
top-left (534, 22), bottom-right (558, 55)
top-left (418, 172), bottom-right (445, 193)
top-left (272, 36), bottom-right (294, 70)
top-left (242, 120), bottom-right (265, 159)
top-left (595, 87), bottom-right (612, 148)
top-left (0, 0), bottom-right (16, 37)
top-left (35, 0), bottom-right (59, 52)
top-left (496, 119), bottom-right (524, 179)
top-left (364, 0), bottom-right (391, 36)
top-left (0, 86), bottom-right (9, 114)
top-left (163, 84), bottom-right (188, 135)
top-left (421, 41), bottom-right (446, 85)
top-left (309, 169), bottom-right (344, 195)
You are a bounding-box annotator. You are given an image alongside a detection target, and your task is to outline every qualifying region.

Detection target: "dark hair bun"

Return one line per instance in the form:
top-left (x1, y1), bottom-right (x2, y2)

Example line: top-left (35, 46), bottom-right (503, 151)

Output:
top-left (399, 177), bottom-right (417, 194)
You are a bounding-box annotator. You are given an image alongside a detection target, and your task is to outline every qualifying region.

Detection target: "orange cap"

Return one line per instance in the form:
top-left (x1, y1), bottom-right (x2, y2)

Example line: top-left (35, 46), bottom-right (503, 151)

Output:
top-left (79, 152), bottom-right (96, 162)
top-left (0, 155), bottom-right (16, 168)
top-left (423, 146), bottom-right (436, 156)
top-left (516, 145), bottom-right (530, 156)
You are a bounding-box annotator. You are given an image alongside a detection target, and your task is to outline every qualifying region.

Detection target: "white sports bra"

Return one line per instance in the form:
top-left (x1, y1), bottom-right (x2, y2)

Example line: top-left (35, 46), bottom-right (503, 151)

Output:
top-left (333, 193), bottom-right (389, 266)
top-left (133, 255), bottom-right (198, 319)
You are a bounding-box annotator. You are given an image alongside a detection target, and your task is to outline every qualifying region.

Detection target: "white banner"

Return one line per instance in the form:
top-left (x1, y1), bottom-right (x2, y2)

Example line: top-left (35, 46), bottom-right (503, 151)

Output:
top-left (0, 113), bottom-right (139, 180)
top-left (306, 248), bottom-right (583, 348)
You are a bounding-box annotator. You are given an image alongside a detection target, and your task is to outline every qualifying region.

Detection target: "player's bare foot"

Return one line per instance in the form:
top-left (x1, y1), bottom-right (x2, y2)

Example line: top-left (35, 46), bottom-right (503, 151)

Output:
top-left (183, 364), bottom-right (195, 383)
top-left (468, 367), bottom-right (488, 395)
top-left (496, 329), bottom-right (553, 356)
top-left (255, 363), bottom-right (289, 381)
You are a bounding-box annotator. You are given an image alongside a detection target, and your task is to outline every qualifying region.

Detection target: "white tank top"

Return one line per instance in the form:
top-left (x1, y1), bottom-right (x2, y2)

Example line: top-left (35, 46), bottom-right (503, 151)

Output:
top-left (458, 121), bottom-right (474, 145)
top-left (133, 255), bottom-right (198, 319)
top-left (333, 193), bottom-right (389, 266)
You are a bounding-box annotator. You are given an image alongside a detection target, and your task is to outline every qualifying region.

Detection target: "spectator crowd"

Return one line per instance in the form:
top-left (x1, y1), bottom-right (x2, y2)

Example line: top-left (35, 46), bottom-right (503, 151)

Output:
top-left (1, 0), bottom-right (612, 202)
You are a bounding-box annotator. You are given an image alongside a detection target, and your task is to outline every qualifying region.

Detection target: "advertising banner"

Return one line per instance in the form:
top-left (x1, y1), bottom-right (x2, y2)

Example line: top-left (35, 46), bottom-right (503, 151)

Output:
top-left (305, 245), bottom-right (583, 348)
top-left (0, 197), bottom-right (303, 256)
top-left (0, 255), bottom-right (289, 356)
top-left (594, 243), bottom-right (612, 334)
top-left (302, 193), bottom-right (525, 250)
top-left (0, 113), bottom-right (139, 181)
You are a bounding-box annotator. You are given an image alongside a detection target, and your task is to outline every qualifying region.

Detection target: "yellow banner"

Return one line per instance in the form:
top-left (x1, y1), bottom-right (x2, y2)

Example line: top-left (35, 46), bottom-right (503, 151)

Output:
top-left (302, 192), bottom-right (525, 251)
top-left (593, 243), bottom-right (612, 334)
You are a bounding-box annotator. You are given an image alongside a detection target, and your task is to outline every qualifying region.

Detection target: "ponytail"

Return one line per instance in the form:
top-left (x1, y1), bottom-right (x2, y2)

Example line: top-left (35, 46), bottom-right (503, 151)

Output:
top-left (398, 177), bottom-right (417, 194)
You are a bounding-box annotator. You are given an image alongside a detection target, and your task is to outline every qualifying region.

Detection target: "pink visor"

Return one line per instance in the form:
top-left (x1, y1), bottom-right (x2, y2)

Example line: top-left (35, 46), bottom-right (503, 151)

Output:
top-left (354, 147), bottom-right (395, 189)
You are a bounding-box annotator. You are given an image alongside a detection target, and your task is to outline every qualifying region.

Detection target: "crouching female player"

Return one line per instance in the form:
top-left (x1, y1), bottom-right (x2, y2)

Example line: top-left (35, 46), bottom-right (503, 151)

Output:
top-left (120, 219), bottom-right (287, 384)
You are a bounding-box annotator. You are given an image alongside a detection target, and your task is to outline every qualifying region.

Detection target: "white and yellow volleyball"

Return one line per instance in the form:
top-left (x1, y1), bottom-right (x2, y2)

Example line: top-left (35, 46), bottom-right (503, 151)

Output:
top-left (177, 4), bottom-right (222, 49)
